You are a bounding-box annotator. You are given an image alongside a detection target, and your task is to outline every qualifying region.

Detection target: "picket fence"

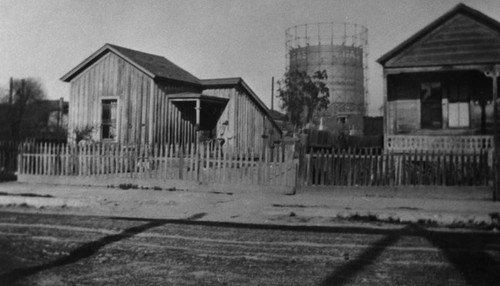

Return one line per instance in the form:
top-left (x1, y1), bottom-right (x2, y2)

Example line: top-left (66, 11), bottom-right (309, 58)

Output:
top-left (299, 148), bottom-right (493, 187)
top-left (17, 142), bottom-right (298, 188)
top-left (13, 141), bottom-right (496, 189)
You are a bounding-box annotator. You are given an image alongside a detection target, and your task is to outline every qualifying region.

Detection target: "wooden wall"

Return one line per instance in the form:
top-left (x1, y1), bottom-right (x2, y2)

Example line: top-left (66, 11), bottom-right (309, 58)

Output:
top-left (68, 52), bottom-right (199, 145)
top-left (152, 82), bottom-right (200, 145)
top-left (385, 13), bottom-right (500, 68)
top-left (68, 51), bottom-right (280, 150)
top-left (203, 86), bottom-right (281, 152)
top-left (69, 52), bottom-right (151, 144)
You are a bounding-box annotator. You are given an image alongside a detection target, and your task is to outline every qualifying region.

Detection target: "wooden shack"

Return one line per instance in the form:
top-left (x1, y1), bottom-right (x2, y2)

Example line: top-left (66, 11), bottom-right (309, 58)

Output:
top-left (377, 4), bottom-right (499, 151)
top-left (61, 44), bottom-right (281, 151)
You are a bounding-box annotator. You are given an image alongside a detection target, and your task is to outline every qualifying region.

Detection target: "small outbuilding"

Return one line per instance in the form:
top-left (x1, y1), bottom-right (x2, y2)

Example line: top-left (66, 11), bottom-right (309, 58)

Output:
top-left (61, 44), bottom-right (281, 151)
top-left (377, 3), bottom-right (499, 151)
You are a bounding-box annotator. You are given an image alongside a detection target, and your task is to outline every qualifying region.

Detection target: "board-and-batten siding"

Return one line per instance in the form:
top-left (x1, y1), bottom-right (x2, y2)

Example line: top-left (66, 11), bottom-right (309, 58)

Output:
top-left (203, 87), bottom-right (280, 152)
top-left (68, 52), bottom-right (152, 144)
top-left (154, 83), bottom-right (200, 146)
top-left (67, 51), bottom-right (279, 149)
top-left (68, 52), bottom-right (200, 145)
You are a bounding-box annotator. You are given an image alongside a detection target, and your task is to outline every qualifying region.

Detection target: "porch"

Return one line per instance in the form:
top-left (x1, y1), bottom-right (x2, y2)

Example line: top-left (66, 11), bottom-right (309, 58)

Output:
top-left (168, 92), bottom-right (228, 145)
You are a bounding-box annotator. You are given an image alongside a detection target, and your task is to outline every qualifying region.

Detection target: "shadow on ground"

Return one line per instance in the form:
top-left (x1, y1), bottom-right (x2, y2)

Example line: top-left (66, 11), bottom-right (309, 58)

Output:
top-left (0, 212), bottom-right (498, 285)
top-left (0, 212), bottom-right (207, 285)
top-left (319, 224), bottom-right (500, 285)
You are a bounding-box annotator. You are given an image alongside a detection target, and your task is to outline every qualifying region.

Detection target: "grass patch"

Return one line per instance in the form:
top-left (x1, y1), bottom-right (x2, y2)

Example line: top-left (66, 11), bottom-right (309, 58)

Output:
top-left (0, 192), bottom-right (53, 198)
top-left (0, 173), bottom-right (17, 182)
top-left (118, 184), bottom-right (139, 190)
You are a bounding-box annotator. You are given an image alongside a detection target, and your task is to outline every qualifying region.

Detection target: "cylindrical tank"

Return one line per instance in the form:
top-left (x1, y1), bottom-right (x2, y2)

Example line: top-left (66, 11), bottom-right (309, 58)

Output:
top-left (286, 22), bottom-right (368, 135)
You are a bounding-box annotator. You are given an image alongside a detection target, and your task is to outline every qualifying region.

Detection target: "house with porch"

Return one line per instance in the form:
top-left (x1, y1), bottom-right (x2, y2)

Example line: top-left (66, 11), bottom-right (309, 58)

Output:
top-left (377, 3), bottom-right (499, 153)
top-left (61, 44), bottom-right (281, 152)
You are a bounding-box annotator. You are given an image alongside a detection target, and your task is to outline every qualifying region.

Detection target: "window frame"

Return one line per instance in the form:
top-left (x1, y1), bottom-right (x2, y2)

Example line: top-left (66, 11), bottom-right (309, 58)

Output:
top-left (448, 101), bottom-right (470, 128)
top-left (100, 97), bottom-right (119, 142)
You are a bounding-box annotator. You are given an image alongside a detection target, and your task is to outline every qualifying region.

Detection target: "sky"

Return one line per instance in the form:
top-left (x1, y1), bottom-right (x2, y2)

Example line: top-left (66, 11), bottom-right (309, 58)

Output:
top-left (1, 0), bottom-right (500, 116)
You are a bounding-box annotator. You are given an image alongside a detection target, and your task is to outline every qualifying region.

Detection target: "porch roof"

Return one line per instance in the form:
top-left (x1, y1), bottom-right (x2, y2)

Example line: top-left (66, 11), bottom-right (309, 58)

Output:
top-left (201, 77), bottom-right (283, 135)
top-left (168, 92), bottom-right (229, 104)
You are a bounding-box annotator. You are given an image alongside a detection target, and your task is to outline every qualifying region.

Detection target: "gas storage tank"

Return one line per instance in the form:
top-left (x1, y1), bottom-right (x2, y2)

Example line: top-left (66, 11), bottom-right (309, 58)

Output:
top-left (286, 22), bottom-right (368, 135)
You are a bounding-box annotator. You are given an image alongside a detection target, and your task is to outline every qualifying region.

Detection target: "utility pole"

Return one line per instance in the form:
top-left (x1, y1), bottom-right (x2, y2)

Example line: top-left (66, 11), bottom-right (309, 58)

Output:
top-left (484, 64), bottom-right (500, 201)
top-left (8, 77), bottom-right (13, 105)
top-left (271, 76), bottom-right (274, 111)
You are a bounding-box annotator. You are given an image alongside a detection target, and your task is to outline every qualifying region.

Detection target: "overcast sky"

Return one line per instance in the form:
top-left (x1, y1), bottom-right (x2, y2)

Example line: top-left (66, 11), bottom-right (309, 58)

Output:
top-left (1, 0), bottom-right (500, 115)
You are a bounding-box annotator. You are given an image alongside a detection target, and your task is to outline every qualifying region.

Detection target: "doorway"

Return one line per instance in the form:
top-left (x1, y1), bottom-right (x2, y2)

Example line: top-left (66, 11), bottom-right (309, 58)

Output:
top-left (420, 82), bottom-right (442, 129)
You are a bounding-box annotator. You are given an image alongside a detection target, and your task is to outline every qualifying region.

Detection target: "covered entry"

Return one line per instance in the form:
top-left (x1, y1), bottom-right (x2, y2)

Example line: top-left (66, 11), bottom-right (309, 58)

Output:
top-left (168, 93), bottom-right (228, 145)
top-left (386, 70), bottom-right (494, 135)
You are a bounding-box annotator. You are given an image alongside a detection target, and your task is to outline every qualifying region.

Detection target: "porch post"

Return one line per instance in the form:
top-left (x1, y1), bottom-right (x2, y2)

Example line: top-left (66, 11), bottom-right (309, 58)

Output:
top-left (483, 64), bottom-right (500, 201)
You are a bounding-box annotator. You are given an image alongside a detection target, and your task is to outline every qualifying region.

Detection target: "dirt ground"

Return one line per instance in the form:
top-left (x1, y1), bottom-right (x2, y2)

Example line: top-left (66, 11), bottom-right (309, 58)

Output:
top-left (1, 210), bottom-right (499, 285)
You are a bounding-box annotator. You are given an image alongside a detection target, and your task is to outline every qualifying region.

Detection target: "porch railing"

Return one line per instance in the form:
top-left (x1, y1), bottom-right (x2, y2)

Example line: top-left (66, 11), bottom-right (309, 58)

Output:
top-left (385, 135), bottom-right (494, 153)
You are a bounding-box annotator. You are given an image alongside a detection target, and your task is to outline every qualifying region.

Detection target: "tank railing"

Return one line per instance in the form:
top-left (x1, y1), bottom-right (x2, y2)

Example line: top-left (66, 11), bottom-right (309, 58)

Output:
top-left (286, 22), bottom-right (368, 50)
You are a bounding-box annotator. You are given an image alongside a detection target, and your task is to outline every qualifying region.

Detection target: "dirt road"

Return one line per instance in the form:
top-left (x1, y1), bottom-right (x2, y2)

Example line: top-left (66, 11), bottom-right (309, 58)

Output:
top-left (0, 211), bottom-right (499, 285)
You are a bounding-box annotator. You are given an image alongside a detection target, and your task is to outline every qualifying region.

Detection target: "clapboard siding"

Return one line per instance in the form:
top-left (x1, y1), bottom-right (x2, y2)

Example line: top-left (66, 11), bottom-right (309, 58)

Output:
top-left (387, 14), bottom-right (500, 67)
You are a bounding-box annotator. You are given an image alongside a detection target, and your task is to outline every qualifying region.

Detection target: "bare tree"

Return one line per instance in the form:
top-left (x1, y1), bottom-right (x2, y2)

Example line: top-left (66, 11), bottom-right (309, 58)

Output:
top-left (3, 78), bottom-right (46, 139)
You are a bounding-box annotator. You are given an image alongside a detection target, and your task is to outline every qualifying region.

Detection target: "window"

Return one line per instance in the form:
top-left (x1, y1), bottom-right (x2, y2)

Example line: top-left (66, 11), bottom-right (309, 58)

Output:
top-left (337, 116), bottom-right (347, 125)
top-left (448, 102), bottom-right (469, 128)
top-left (101, 99), bottom-right (117, 140)
top-left (448, 80), bottom-right (470, 128)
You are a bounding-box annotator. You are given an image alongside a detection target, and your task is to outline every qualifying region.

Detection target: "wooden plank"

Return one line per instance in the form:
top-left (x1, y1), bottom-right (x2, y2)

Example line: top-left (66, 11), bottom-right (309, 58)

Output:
top-left (346, 148), bottom-right (352, 186)
top-left (338, 149), bottom-right (343, 185)
top-left (318, 149), bottom-right (324, 186)
top-left (35, 143), bottom-right (39, 175)
top-left (65, 144), bottom-right (69, 176)
top-left (263, 146), bottom-right (268, 185)
top-left (47, 143), bottom-right (52, 176)
top-left (388, 151), bottom-right (393, 186)
top-left (375, 150), bottom-right (380, 186)
top-left (78, 144), bottom-right (83, 177)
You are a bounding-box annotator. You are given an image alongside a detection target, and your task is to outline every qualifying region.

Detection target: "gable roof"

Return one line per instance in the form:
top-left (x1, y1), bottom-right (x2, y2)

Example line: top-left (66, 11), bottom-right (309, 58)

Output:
top-left (61, 44), bottom-right (201, 85)
top-left (201, 77), bottom-right (282, 134)
top-left (377, 3), bottom-right (500, 67)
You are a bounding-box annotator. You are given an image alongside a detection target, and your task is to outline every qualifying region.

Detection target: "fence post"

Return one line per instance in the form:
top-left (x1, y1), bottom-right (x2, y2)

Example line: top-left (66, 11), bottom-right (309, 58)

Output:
top-left (16, 142), bottom-right (22, 176)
